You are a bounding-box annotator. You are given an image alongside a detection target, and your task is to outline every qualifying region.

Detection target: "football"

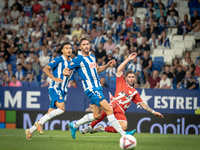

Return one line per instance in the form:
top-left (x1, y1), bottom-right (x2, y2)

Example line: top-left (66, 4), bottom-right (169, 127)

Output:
top-left (119, 135), bottom-right (137, 150)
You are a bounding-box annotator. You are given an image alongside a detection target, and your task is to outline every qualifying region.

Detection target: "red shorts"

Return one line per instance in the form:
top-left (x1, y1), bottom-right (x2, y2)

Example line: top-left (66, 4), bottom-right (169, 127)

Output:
top-left (110, 103), bottom-right (127, 122)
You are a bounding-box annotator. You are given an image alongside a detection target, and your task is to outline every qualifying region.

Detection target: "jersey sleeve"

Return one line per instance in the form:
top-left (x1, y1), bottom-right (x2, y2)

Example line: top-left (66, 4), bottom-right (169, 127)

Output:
top-left (48, 58), bottom-right (60, 70)
top-left (67, 57), bottom-right (81, 70)
top-left (132, 92), bottom-right (143, 104)
top-left (116, 72), bottom-right (125, 86)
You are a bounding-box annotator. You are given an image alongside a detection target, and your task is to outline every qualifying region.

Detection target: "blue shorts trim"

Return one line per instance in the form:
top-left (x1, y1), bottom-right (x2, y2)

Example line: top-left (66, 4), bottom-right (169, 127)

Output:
top-left (49, 87), bottom-right (66, 109)
top-left (85, 88), bottom-right (105, 107)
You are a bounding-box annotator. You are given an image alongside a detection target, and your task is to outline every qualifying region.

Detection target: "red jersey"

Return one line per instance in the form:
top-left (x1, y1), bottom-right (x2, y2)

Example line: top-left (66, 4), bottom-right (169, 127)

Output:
top-left (110, 73), bottom-right (143, 113)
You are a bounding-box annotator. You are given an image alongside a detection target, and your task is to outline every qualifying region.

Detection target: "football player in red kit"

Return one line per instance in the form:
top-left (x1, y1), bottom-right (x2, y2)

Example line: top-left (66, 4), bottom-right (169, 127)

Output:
top-left (81, 52), bottom-right (164, 134)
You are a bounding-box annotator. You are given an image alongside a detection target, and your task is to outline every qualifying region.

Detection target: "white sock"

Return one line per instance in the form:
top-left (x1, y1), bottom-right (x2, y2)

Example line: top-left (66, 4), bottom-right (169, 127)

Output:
top-left (73, 113), bottom-right (95, 128)
top-left (107, 114), bottom-right (126, 136)
top-left (38, 108), bottom-right (64, 125)
top-left (29, 125), bottom-right (37, 133)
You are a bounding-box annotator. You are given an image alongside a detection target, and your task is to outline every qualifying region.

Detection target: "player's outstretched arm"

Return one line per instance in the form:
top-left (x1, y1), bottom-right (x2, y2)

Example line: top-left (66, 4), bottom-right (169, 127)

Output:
top-left (97, 59), bottom-right (116, 73)
top-left (43, 65), bottom-right (63, 84)
top-left (116, 52), bottom-right (137, 76)
top-left (139, 102), bottom-right (164, 118)
top-left (63, 67), bottom-right (72, 76)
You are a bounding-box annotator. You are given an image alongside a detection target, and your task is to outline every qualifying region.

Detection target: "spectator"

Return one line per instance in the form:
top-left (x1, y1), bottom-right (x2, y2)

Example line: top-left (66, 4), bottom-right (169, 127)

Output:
top-left (177, 71), bottom-right (196, 90)
top-left (144, 70), bottom-right (161, 89)
top-left (102, 2), bottom-right (113, 17)
top-left (154, 0), bottom-right (166, 10)
top-left (172, 58), bottom-right (180, 76)
top-left (163, 65), bottom-right (173, 82)
top-left (41, 75), bottom-right (52, 87)
top-left (191, 10), bottom-right (200, 28)
top-left (127, 57), bottom-right (142, 81)
top-left (145, 9), bottom-right (156, 23)
top-left (28, 36), bottom-right (40, 50)
top-left (25, 63), bottom-right (36, 82)
top-left (93, 11), bottom-right (103, 26)
top-left (157, 17), bottom-right (167, 34)
top-left (18, 11), bottom-right (29, 27)
top-left (0, 56), bottom-right (7, 73)
top-left (10, 5), bottom-right (20, 21)
top-left (113, 3), bottom-right (124, 20)
top-left (112, 16), bottom-right (126, 35)
top-left (195, 59), bottom-right (200, 77)
top-left (0, 73), bottom-right (9, 86)
top-left (72, 11), bottom-right (82, 28)
top-left (95, 43), bottom-right (106, 65)
top-left (62, 10), bottom-right (71, 26)
top-left (156, 4), bottom-right (166, 19)
top-left (81, 2), bottom-right (94, 18)
top-left (92, 30), bottom-right (105, 49)
top-left (138, 38), bottom-right (150, 56)
top-left (157, 10), bottom-right (167, 22)
top-left (106, 65), bottom-right (116, 77)
top-left (38, 11), bottom-right (47, 23)
top-left (0, 11), bottom-right (10, 24)
top-left (140, 24), bottom-right (148, 38)
top-left (158, 30), bottom-right (170, 49)
top-left (181, 52), bottom-right (190, 71)
top-left (15, 63), bottom-right (25, 81)
top-left (72, 24), bottom-right (81, 39)
top-left (33, 0), bottom-right (42, 14)
top-left (60, 0), bottom-right (71, 14)
top-left (96, 20), bottom-right (102, 32)
top-left (175, 65), bottom-right (185, 84)
top-left (166, 0), bottom-right (177, 9)
top-left (68, 80), bottom-right (77, 88)
top-left (179, 15), bottom-right (192, 36)
top-left (104, 50), bottom-right (115, 65)
top-left (132, 17), bottom-right (141, 37)
top-left (47, 6), bottom-right (59, 29)
top-left (10, 19), bottom-right (20, 33)
top-left (167, 10), bottom-right (178, 29)
top-left (113, 47), bottom-right (121, 65)
top-left (167, 3), bottom-right (178, 17)
top-left (147, 23), bottom-right (158, 39)
top-left (39, 49), bottom-right (50, 69)
top-left (125, 9), bottom-right (135, 28)
top-left (149, 33), bottom-right (158, 49)
top-left (136, 31), bottom-right (144, 47)
top-left (9, 75), bottom-right (22, 87)
top-left (90, 27), bottom-right (98, 40)
top-left (2, 18), bottom-right (11, 32)
top-left (31, 26), bottom-right (42, 42)
top-left (103, 37), bottom-right (116, 53)
top-left (159, 72), bottom-right (173, 89)
top-left (0, 42), bottom-right (10, 61)
top-left (92, 0), bottom-right (99, 14)
top-left (100, 77), bottom-right (109, 87)
top-left (23, 2), bottom-right (32, 17)
top-left (115, 39), bottom-right (127, 55)
top-left (45, 26), bottom-right (54, 41)
top-left (82, 17), bottom-right (92, 34)
top-left (11, 0), bottom-right (23, 12)
top-left (141, 51), bottom-right (152, 81)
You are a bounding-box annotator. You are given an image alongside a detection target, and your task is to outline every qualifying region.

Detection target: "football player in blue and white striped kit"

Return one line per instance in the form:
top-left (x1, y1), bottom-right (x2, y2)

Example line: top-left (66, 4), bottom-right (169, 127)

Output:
top-left (63, 38), bottom-right (135, 139)
top-left (25, 42), bottom-right (73, 140)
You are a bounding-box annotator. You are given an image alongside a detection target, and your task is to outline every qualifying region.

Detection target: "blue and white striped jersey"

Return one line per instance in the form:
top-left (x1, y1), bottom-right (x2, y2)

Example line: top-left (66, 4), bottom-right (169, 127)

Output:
top-left (48, 55), bottom-right (73, 93)
top-left (67, 51), bottom-right (101, 92)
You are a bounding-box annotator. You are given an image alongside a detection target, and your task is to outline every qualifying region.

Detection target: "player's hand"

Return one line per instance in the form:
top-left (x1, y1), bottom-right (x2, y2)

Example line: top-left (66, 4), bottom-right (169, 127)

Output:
top-left (53, 78), bottom-right (63, 84)
top-left (63, 68), bottom-right (72, 76)
top-left (107, 59), bottom-right (116, 67)
top-left (128, 52), bottom-right (137, 61)
top-left (154, 112), bottom-right (164, 118)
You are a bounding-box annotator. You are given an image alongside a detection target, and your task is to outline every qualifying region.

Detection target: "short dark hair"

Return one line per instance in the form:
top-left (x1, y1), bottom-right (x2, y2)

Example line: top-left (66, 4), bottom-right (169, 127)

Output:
top-left (79, 37), bottom-right (89, 45)
top-left (125, 70), bottom-right (134, 77)
top-left (12, 75), bottom-right (16, 78)
top-left (162, 72), bottom-right (167, 76)
top-left (61, 42), bottom-right (71, 50)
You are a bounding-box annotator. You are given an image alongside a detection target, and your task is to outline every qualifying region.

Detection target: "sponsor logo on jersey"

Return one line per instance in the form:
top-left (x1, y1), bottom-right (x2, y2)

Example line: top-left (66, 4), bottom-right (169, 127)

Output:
top-left (89, 62), bottom-right (96, 68)
top-left (70, 62), bottom-right (74, 65)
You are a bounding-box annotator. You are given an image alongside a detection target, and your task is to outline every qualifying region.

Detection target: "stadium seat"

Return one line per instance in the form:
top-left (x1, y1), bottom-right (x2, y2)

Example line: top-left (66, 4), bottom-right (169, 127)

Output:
top-left (74, 74), bottom-right (81, 81)
top-left (164, 50), bottom-right (175, 59)
top-left (171, 28), bottom-right (178, 35)
top-left (77, 81), bottom-right (82, 87)
top-left (108, 82), bottom-right (116, 88)
top-left (173, 42), bottom-right (185, 52)
top-left (41, 81), bottom-right (46, 87)
top-left (184, 41), bottom-right (193, 51)
top-left (152, 49), bottom-right (164, 55)
top-left (153, 56), bottom-right (164, 63)
top-left (65, 35), bottom-right (72, 41)
top-left (172, 35), bottom-right (183, 42)
top-left (184, 35), bottom-right (195, 46)
top-left (164, 55), bottom-right (173, 65)
top-left (135, 8), bottom-right (147, 15)
top-left (109, 76), bottom-right (116, 82)
top-left (10, 61), bottom-right (17, 70)
top-left (21, 81), bottom-right (29, 87)
top-left (152, 62), bottom-right (163, 72)
top-left (172, 48), bottom-right (183, 58)
top-left (29, 81), bottom-right (40, 87)
top-left (178, 8), bottom-right (189, 15)
top-left (173, 84), bottom-right (177, 89)
top-left (135, 14), bottom-right (145, 22)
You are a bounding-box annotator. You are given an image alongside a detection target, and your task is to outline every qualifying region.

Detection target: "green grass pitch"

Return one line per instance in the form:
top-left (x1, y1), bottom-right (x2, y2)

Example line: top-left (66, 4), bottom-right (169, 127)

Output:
top-left (0, 129), bottom-right (199, 150)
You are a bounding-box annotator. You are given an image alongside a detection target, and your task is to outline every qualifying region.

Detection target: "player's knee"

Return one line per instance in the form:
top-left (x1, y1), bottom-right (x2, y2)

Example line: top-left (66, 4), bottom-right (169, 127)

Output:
top-left (58, 106), bottom-right (65, 111)
top-left (94, 113), bottom-right (101, 120)
top-left (106, 106), bottom-right (113, 115)
top-left (121, 125), bottom-right (127, 131)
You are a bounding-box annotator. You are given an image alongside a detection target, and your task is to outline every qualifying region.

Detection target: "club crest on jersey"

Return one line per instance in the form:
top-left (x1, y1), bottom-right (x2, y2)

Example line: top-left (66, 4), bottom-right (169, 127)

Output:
top-left (70, 62), bottom-right (74, 65)
top-left (89, 62), bottom-right (96, 68)
top-left (59, 95), bottom-right (63, 100)
top-left (51, 60), bottom-right (55, 63)
top-left (129, 91), bottom-right (132, 94)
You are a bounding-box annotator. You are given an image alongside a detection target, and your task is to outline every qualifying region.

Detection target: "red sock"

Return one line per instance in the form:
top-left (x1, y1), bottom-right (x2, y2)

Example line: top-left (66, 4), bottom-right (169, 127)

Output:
top-left (105, 126), bottom-right (117, 133)
top-left (90, 111), bottom-right (107, 128)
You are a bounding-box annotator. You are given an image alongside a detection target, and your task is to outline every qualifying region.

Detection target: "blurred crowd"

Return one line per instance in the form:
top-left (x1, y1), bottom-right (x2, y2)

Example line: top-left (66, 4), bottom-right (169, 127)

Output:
top-left (0, 0), bottom-right (200, 90)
